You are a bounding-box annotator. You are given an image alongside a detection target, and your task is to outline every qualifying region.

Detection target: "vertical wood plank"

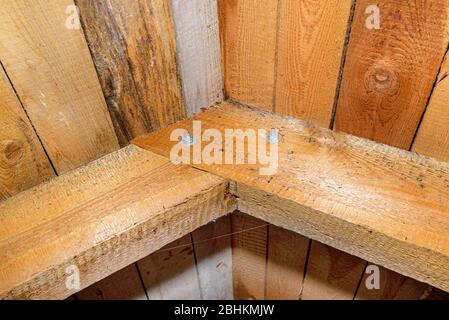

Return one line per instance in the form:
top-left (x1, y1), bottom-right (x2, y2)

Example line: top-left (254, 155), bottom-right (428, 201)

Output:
top-left (76, 0), bottom-right (185, 145)
top-left (334, 0), bottom-right (449, 149)
top-left (192, 216), bottom-right (233, 300)
top-left (413, 50), bottom-right (449, 161)
top-left (0, 66), bottom-right (55, 200)
top-left (171, 0), bottom-right (223, 117)
top-left (0, 0), bottom-right (120, 173)
top-left (137, 235), bottom-right (201, 300)
top-left (218, 0), bottom-right (278, 110)
top-left (301, 242), bottom-right (366, 300)
top-left (355, 265), bottom-right (429, 300)
top-left (275, 0), bottom-right (353, 127)
top-left (265, 226), bottom-right (309, 300)
top-left (76, 264), bottom-right (147, 300)
top-left (231, 211), bottom-right (267, 300)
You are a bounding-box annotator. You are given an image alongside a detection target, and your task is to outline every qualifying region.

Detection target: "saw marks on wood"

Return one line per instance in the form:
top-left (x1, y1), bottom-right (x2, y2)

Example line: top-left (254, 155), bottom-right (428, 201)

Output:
top-left (0, 66), bottom-right (55, 200)
top-left (275, 0), bottom-right (353, 127)
top-left (334, 0), bottom-right (449, 149)
top-left (0, 0), bottom-right (119, 173)
top-left (76, 0), bottom-right (185, 145)
top-left (133, 102), bottom-right (449, 293)
top-left (0, 145), bottom-right (234, 299)
top-left (218, 0), bottom-right (278, 110)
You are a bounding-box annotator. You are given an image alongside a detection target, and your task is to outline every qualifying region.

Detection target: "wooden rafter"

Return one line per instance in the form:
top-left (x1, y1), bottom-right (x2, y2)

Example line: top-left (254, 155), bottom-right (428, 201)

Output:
top-left (134, 102), bottom-right (449, 293)
top-left (2, 101), bottom-right (449, 299)
top-left (0, 146), bottom-right (235, 299)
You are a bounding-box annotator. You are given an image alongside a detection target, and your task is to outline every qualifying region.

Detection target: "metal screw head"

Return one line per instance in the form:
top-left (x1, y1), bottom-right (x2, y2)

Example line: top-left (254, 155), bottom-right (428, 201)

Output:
top-left (268, 128), bottom-right (280, 144)
top-left (180, 132), bottom-right (195, 146)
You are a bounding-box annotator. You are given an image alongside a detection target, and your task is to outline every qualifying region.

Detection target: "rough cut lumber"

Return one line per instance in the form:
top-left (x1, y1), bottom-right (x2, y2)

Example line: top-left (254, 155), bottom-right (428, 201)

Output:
top-left (76, 0), bottom-right (185, 146)
top-left (0, 145), bottom-right (235, 299)
top-left (334, 0), bottom-right (449, 149)
top-left (218, 0), bottom-right (278, 110)
top-left (413, 50), bottom-right (449, 162)
top-left (0, 0), bottom-right (119, 173)
top-left (76, 264), bottom-right (147, 300)
top-left (133, 102), bottom-right (449, 293)
top-left (0, 66), bottom-right (55, 200)
top-left (275, 0), bottom-right (353, 126)
top-left (192, 216), bottom-right (234, 300)
top-left (265, 226), bottom-right (309, 300)
top-left (137, 235), bottom-right (201, 300)
top-left (171, 0), bottom-right (223, 117)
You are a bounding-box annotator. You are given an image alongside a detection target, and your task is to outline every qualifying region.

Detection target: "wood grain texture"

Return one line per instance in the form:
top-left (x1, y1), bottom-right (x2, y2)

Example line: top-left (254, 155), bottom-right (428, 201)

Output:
top-left (231, 211), bottom-right (267, 300)
top-left (76, 264), bottom-right (147, 300)
top-left (76, 0), bottom-right (185, 146)
top-left (265, 225), bottom-right (309, 300)
top-left (0, 66), bottom-right (55, 200)
top-left (0, 0), bottom-right (119, 173)
top-left (355, 265), bottom-right (430, 300)
top-left (413, 50), bottom-right (449, 161)
top-left (171, 0), bottom-right (223, 117)
top-left (137, 235), bottom-right (201, 300)
top-left (275, 0), bottom-right (353, 126)
top-left (133, 102), bottom-right (449, 292)
top-left (334, 0), bottom-right (449, 149)
top-left (301, 242), bottom-right (365, 300)
top-left (0, 145), bottom-right (236, 299)
top-left (218, 0), bottom-right (278, 110)
top-left (192, 216), bottom-right (234, 300)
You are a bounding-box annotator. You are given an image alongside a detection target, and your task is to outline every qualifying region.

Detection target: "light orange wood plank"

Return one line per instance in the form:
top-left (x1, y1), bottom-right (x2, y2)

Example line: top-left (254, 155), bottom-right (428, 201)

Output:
top-left (218, 0), bottom-right (278, 110)
top-left (231, 211), bottom-right (267, 300)
top-left (76, 264), bottom-right (147, 300)
top-left (0, 0), bottom-right (119, 173)
top-left (335, 0), bottom-right (449, 149)
top-left (0, 66), bottom-right (55, 200)
top-left (413, 50), bottom-right (449, 161)
top-left (137, 235), bottom-right (201, 300)
top-left (275, 0), bottom-right (353, 126)
top-left (265, 225), bottom-right (309, 300)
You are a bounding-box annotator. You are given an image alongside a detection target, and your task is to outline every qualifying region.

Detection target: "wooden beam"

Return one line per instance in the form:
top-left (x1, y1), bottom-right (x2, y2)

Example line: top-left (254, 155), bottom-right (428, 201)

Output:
top-left (0, 145), bottom-right (236, 299)
top-left (133, 101), bottom-right (449, 293)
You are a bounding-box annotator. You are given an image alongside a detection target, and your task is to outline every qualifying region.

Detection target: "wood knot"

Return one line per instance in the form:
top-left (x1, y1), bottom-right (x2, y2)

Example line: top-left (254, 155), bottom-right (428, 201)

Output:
top-left (365, 66), bottom-right (399, 96)
top-left (2, 140), bottom-right (24, 163)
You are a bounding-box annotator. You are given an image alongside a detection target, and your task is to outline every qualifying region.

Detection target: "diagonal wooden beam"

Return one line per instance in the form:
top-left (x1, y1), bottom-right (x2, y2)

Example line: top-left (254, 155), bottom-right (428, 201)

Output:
top-left (133, 101), bottom-right (449, 293)
top-left (0, 145), bottom-right (236, 299)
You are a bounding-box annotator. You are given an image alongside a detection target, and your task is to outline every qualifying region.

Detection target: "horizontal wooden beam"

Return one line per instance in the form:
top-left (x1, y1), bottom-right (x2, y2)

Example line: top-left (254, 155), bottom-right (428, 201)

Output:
top-left (0, 145), bottom-right (236, 299)
top-left (133, 102), bottom-right (449, 293)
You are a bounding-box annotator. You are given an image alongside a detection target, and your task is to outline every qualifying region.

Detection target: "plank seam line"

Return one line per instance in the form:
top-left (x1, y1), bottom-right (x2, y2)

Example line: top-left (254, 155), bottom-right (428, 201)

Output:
top-left (329, 0), bottom-right (357, 130)
top-left (0, 60), bottom-right (58, 176)
top-left (409, 40), bottom-right (449, 151)
top-left (190, 232), bottom-right (204, 300)
top-left (271, 0), bottom-right (282, 113)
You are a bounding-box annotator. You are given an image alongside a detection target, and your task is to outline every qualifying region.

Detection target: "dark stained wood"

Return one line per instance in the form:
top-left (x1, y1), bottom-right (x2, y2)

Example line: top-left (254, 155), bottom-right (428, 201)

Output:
top-left (76, 0), bottom-right (186, 145)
